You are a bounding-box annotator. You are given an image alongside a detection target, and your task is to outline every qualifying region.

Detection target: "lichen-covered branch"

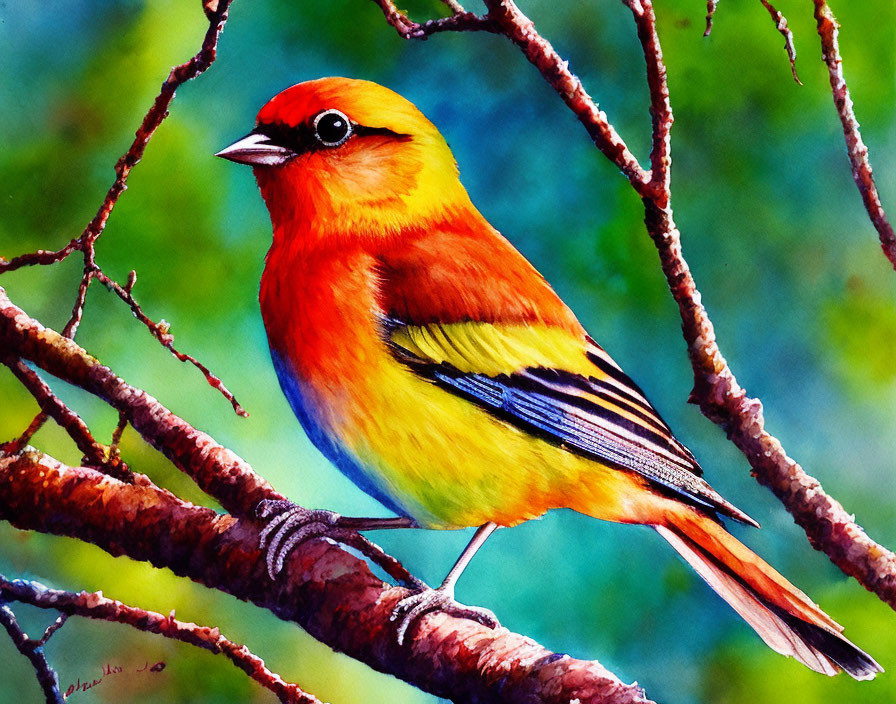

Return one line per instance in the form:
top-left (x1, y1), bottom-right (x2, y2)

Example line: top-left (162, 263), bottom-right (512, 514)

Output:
top-left (0, 575), bottom-right (320, 704)
top-left (813, 0), bottom-right (896, 269)
top-left (371, 0), bottom-right (896, 609)
top-left (0, 451), bottom-right (655, 704)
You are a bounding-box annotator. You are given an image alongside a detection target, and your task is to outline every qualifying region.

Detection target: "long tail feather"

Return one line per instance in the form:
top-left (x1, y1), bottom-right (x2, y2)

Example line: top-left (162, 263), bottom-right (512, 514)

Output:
top-left (656, 511), bottom-right (882, 680)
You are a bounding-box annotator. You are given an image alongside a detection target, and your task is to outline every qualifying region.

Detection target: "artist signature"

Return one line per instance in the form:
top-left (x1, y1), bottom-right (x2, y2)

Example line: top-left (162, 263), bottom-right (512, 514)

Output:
top-left (64, 661), bottom-right (166, 699)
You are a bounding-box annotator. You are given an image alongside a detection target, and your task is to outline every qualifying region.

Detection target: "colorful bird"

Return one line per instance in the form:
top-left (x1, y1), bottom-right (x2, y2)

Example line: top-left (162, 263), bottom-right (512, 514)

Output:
top-left (217, 77), bottom-right (880, 677)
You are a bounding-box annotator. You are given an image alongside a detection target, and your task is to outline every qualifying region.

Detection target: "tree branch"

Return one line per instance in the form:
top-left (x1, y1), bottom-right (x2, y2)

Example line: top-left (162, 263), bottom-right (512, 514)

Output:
top-left (0, 574), bottom-right (320, 704)
top-left (759, 0), bottom-right (801, 84)
top-left (0, 450), bottom-right (655, 704)
top-left (0, 602), bottom-right (64, 703)
top-left (373, 0), bottom-right (497, 39)
top-left (0, 286), bottom-right (275, 518)
top-left (813, 0), bottom-right (896, 269)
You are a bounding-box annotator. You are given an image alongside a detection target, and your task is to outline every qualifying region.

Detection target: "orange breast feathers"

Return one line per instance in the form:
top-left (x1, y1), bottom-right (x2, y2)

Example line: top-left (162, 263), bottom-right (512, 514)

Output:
top-left (259, 211), bottom-right (586, 380)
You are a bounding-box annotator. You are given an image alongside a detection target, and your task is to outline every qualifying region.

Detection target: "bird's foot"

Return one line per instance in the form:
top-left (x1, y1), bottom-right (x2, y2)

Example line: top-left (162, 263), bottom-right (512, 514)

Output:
top-left (257, 500), bottom-right (356, 579)
top-left (390, 585), bottom-right (500, 645)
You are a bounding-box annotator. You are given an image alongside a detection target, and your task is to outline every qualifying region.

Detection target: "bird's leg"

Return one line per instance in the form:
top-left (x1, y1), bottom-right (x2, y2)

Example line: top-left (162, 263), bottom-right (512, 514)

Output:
top-left (391, 521), bottom-right (500, 645)
top-left (256, 499), bottom-right (419, 580)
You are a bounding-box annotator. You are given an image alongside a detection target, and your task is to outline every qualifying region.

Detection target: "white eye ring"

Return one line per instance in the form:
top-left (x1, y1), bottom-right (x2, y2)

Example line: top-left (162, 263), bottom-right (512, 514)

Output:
top-left (312, 109), bottom-right (353, 147)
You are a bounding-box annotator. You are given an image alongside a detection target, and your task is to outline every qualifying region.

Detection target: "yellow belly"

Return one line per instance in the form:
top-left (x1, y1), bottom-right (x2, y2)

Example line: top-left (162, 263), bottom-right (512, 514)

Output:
top-left (338, 357), bottom-right (655, 529)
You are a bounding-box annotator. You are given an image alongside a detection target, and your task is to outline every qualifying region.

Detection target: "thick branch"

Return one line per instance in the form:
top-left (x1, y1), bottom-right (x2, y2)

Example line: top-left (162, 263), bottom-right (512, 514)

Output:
top-left (0, 288), bottom-right (414, 587)
top-left (0, 451), bottom-right (655, 704)
top-left (0, 575), bottom-right (319, 704)
top-left (813, 0), bottom-right (896, 269)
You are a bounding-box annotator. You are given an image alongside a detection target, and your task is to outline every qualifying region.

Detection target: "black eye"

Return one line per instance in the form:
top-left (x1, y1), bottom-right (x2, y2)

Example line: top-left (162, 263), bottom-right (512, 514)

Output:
top-left (313, 109), bottom-right (352, 147)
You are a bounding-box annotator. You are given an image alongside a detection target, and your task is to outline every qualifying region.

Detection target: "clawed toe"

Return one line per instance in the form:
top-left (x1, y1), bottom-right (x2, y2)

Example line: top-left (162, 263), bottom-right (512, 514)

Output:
top-left (390, 586), bottom-right (499, 645)
top-left (256, 501), bottom-right (345, 579)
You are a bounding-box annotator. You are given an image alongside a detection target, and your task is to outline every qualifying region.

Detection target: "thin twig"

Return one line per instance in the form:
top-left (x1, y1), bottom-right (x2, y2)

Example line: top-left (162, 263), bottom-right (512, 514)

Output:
top-left (1, 411), bottom-right (47, 455)
top-left (704, 0), bottom-right (719, 36)
top-left (93, 269), bottom-right (247, 416)
top-left (0, 602), bottom-right (64, 704)
top-left (2, 357), bottom-right (107, 468)
top-left (624, 0), bottom-right (673, 203)
top-left (760, 0), bottom-right (801, 84)
top-left (373, 0), bottom-right (496, 39)
top-left (439, 0), bottom-right (466, 15)
top-left (36, 614), bottom-right (68, 647)
top-left (0, 575), bottom-right (321, 704)
top-left (813, 0), bottom-right (896, 269)
top-left (109, 410), bottom-right (128, 455)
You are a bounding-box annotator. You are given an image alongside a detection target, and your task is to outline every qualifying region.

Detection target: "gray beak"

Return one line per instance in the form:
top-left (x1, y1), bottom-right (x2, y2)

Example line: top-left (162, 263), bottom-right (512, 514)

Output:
top-left (215, 132), bottom-right (295, 166)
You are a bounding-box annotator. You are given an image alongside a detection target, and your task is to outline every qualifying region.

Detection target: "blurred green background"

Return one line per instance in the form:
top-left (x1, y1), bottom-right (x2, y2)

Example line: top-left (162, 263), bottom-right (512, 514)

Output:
top-left (1, 0), bottom-right (894, 702)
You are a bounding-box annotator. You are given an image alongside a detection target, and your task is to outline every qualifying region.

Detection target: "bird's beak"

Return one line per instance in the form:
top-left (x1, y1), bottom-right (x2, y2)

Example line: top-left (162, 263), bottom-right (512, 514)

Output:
top-left (215, 132), bottom-right (296, 166)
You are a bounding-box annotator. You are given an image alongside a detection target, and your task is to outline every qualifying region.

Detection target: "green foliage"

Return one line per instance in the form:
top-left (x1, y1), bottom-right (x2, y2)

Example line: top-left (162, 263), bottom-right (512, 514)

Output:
top-left (1, 1), bottom-right (894, 702)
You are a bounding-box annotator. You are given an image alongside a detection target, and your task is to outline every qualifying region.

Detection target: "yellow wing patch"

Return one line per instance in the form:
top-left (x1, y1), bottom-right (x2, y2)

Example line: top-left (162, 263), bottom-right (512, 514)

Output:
top-left (389, 322), bottom-right (597, 377)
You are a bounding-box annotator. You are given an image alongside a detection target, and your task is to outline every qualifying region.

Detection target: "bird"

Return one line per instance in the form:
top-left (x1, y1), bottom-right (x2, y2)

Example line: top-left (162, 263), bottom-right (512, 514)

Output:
top-left (216, 77), bottom-right (881, 678)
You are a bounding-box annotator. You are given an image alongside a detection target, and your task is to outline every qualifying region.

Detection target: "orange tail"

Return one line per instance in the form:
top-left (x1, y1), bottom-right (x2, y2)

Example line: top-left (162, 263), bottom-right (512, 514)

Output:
top-left (657, 510), bottom-right (881, 679)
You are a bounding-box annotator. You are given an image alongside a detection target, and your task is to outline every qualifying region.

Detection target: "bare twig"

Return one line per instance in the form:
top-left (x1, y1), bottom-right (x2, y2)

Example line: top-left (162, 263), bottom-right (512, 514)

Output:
top-left (373, 0), bottom-right (496, 39)
top-left (36, 614), bottom-right (68, 647)
top-left (0, 451), bottom-right (656, 704)
top-left (813, 0), bottom-right (896, 269)
top-left (2, 357), bottom-right (107, 468)
top-left (1, 411), bottom-right (47, 455)
top-left (0, 602), bottom-right (64, 704)
top-left (703, 0), bottom-right (719, 36)
top-left (439, 0), bottom-right (466, 15)
top-left (760, 0), bottom-right (801, 84)
top-left (109, 410), bottom-right (128, 455)
top-left (93, 269), bottom-right (247, 417)
top-left (0, 575), bottom-right (321, 704)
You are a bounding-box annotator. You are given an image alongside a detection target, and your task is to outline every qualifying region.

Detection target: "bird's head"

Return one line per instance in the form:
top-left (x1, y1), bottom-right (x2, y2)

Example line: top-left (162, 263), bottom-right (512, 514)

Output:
top-left (217, 77), bottom-right (473, 239)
